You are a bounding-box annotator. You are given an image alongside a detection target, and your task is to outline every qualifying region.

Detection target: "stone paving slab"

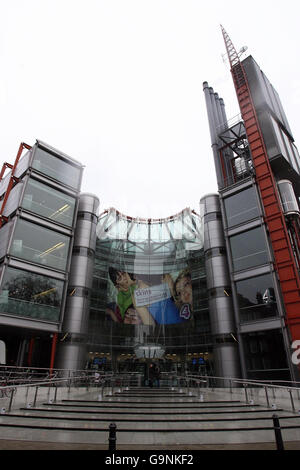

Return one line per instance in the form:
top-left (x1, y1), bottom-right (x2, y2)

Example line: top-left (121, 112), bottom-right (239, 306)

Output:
top-left (0, 439), bottom-right (300, 450)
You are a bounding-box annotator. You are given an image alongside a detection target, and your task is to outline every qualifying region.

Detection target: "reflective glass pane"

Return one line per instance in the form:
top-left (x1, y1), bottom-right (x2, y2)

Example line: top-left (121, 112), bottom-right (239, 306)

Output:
top-left (11, 219), bottom-right (70, 271)
top-left (243, 330), bottom-right (289, 381)
top-left (229, 226), bottom-right (269, 271)
top-left (32, 147), bottom-right (81, 189)
top-left (224, 186), bottom-right (259, 228)
top-left (23, 179), bottom-right (76, 227)
top-left (236, 273), bottom-right (278, 322)
top-left (0, 267), bottom-right (63, 322)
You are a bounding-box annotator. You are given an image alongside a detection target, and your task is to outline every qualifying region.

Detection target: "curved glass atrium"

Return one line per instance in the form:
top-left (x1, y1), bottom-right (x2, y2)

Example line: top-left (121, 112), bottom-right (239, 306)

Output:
top-left (88, 207), bottom-right (212, 373)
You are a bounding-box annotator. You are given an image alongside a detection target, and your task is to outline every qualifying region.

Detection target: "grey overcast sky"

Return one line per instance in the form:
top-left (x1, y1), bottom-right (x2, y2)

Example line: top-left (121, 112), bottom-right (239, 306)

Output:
top-left (1, 0), bottom-right (300, 218)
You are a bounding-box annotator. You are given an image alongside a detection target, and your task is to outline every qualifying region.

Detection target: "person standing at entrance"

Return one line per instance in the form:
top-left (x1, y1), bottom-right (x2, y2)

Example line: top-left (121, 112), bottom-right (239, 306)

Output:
top-left (148, 363), bottom-right (155, 388)
top-left (154, 363), bottom-right (160, 388)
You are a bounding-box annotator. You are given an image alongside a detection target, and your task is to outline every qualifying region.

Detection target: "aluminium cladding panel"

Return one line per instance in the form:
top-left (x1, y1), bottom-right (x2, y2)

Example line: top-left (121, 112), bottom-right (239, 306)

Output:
top-left (257, 111), bottom-right (300, 175)
top-left (200, 193), bottom-right (220, 216)
top-left (73, 220), bottom-right (97, 249)
top-left (62, 296), bottom-right (90, 334)
top-left (203, 220), bottom-right (225, 251)
top-left (74, 194), bottom-right (99, 249)
top-left (78, 193), bottom-right (100, 215)
top-left (213, 343), bottom-right (240, 379)
top-left (55, 341), bottom-right (87, 371)
top-left (201, 194), bottom-right (225, 251)
top-left (209, 297), bottom-right (236, 335)
top-left (205, 256), bottom-right (230, 288)
top-left (68, 255), bottom-right (95, 288)
top-left (242, 55), bottom-right (293, 138)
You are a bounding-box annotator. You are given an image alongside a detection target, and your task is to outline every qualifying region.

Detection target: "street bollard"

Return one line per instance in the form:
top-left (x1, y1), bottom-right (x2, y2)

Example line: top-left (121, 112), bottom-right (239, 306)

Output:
top-left (33, 386), bottom-right (39, 407)
top-left (8, 388), bottom-right (15, 412)
top-left (272, 414), bottom-right (284, 450)
top-left (108, 423), bottom-right (117, 451)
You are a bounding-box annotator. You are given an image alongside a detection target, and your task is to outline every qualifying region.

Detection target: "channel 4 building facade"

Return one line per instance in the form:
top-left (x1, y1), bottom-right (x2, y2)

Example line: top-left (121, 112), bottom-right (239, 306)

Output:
top-left (0, 53), bottom-right (300, 383)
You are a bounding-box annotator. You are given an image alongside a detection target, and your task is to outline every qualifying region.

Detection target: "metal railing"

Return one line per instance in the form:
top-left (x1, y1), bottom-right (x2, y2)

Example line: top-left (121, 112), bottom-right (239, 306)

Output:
top-left (180, 373), bottom-right (300, 414)
top-left (1, 366), bottom-right (300, 414)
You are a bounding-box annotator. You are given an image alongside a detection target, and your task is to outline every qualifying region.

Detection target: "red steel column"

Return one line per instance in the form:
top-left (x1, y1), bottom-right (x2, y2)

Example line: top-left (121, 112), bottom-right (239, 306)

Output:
top-left (49, 333), bottom-right (58, 376)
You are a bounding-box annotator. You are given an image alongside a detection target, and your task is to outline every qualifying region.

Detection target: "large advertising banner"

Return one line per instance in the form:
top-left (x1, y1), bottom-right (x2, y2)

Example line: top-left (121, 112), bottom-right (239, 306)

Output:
top-left (106, 267), bottom-right (192, 325)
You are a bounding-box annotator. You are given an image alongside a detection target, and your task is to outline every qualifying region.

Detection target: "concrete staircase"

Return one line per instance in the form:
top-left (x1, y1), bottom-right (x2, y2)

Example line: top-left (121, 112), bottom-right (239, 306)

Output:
top-left (1, 385), bottom-right (300, 449)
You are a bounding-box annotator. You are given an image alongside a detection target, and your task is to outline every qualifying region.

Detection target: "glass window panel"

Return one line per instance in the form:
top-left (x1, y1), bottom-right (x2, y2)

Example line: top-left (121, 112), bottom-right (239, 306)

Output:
top-left (10, 219), bottom-right (70, 271)
top-left (32, 147), bottom-right (81, 189)
top-left (0, 267), bottom-right (63, 322)
top-left (229, 226), bottom-right (269, 271)
top-left (242, 330), bottom-right (289, 381)
top-left (236, 273), bottom-right (276, 307)
top-left (22, 178), bottom-right (76, 227)
top-left (224, 186), bottom-right (259, 228)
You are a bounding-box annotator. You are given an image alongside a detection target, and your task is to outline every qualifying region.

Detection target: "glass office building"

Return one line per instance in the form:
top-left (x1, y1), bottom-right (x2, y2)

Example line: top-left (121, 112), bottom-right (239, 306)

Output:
top-left (0, 54), bottom-right (299, 382)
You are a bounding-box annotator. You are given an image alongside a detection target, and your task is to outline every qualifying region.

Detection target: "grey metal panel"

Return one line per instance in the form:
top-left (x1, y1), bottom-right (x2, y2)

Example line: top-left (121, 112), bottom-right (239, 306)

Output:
top-left (203, 221), bottom-right (225, 251)
top-left (55, 342), bottom-right (87, 370)
top-left (291, 142), bottom-right (300, 173)
top-left (78, 193), bottom-right (100, 214)
top-left (271, 85), bottom-right (293, 139)
top-left (233, 264), bottom-right (272, 282)
top-left (257, 111), bottom-right (282, 160)
top-left (73, 221), bottom-right (97, 248)
top-left (69, 256), bottom-right (94, 287)
top-left (242, 55), bottom-right (293, 139)
top-left (200, 193), bottom-right (220, 215)
top-left (209, 298), bottom-right (236, 335)
top-left (227, 219), bottom-right (262, 237)
top-left (205, 257), bottom-right (230, 288)
top-left (213, 343), bottom-right (241, 380)
top-left (63, 303), bottom-right (90, 334)
top-left (240, 318), bottom-right (281, 333)
top-left (17, 211), bottom-right (73, 236)
top-left (220, 179), bottom-right (253, 198)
